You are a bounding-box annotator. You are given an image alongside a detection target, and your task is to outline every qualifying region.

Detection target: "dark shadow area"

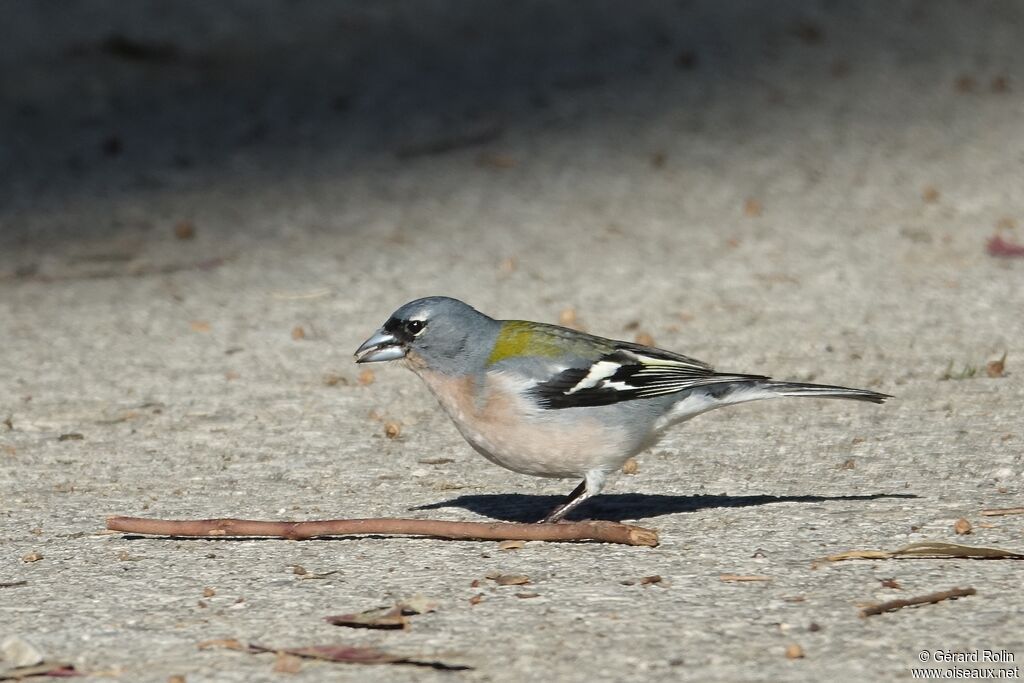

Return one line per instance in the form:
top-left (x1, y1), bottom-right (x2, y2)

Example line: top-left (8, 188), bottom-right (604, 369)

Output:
top-left (415, 491), bottom-right (920, 523)
top-left (3, 1), bottom-right (1018, 248)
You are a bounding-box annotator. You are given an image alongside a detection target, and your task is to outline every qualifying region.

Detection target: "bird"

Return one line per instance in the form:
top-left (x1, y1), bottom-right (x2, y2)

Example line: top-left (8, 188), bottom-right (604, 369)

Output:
top-left (354, 296), bottom-right (889, 523)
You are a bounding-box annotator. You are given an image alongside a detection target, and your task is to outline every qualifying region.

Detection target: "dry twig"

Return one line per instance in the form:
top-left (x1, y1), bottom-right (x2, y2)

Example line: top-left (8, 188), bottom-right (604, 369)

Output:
top-left (815, 541), bottom-right (1024, 567)
top-left (198, 639), bottom-right (469, 670)
top-left (860, 586), bottom-right (976, 617)
top-left (981, 507), bottom-right (1024, 517)
top-left (106, 516), bottom-right (658, 547)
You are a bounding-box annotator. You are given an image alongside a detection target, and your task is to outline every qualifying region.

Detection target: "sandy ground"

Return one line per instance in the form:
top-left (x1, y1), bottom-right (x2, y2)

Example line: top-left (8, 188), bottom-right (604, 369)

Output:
top-left (1, 1), bottom-right (1023, 681)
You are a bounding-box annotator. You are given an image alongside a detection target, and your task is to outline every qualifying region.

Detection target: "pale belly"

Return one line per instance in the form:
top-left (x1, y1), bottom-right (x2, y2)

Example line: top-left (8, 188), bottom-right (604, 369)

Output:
top-left (412, 367), bottom-right (642, 479)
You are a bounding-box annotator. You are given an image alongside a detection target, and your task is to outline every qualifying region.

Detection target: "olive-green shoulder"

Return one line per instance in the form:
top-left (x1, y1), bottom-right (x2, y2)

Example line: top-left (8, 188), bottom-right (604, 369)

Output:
top-left (486, 321), bottom-right (611, 365)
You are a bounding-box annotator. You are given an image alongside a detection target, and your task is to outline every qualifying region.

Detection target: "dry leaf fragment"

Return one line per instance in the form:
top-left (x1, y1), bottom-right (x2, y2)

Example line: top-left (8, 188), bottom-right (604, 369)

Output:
top-left (291, 326), bottom-right (306, 341)
top-left (720, 574), bottom-right (772, 582)
top-left (21, 552), bottom-right (43, 563)
top-left (325, 597), bottom-right (436, 630)
top-left (621, 575), bottom-right (664, 586)
top-left (515, 592), bottom-right (540, 599)
top-left (168, 675), bottom-right (186, 683)
top-left (634, 332), bottom-right (655, 347)
top-left (202, 587), bottom-right (216, 598)
top-left (323, 373), bottom-right (348, 387)
top-left (954, 518), bottom-right (973, 535)
top-left (174, 220), bottom-right (196, 240)
top-left (189, 320), bottom-right (210, 333)
top-left (384, 422), bottom-right (401, 439)
top-left (324, 606), bottom-right (409, 630)
top-left (987, 235), bottom-right (1024, 258)
top-left (498, 540), bottom-right (525, 551)
top-left (955, 75), bottom-right (977, 93)
top-left (273, 652), bottom-right (303, 673)
top-left (492, 574), bottom-right (530, 586)
top-left (498, 256), bottom-right (517, 273)
top-left (986, 353), bottom-right (1007, 378)
top-left (398, 595), bottom-right (439, 615)
top-left (558, 308), bottom-right (579, 329)
top-left (744, 198), bottom-right (763, 217)
top-left (357, 369), bottom-right (376, 386)
top-left (468, 593), bottom-right (484, 605)
top-left (197, 638), bottom-right (244, 651)
top-left (785, 644), bottom-right (805, 660)
top-left (921, 186), bottom-right (940, 203)
top-left (0, 663), bottom-right (78, 679)
top-left (621, 458), bottom-right (639, 475)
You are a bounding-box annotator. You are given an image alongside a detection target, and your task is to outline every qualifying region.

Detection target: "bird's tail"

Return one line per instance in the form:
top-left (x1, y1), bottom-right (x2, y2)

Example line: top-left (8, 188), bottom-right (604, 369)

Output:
top-left (762, 381), bottom-right (890, 404)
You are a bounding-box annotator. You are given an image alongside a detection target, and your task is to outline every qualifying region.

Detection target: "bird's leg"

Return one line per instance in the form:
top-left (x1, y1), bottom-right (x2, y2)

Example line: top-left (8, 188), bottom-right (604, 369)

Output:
top-left (539, 470), bottom-right (607, 523)
top-left (540, 480), bottom-right (586, 524)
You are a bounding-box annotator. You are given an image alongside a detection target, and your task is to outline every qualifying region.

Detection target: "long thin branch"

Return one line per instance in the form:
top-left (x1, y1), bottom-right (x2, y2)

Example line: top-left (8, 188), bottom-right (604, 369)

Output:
top-left (106, 516), bottom-right (659, 547)
top-left (859, 586), bottom-right (976, 617)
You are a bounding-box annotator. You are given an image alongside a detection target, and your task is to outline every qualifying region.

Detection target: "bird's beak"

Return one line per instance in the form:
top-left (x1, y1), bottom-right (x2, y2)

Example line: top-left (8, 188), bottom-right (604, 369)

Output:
top-left (354, 329), bottom-right (407, 363)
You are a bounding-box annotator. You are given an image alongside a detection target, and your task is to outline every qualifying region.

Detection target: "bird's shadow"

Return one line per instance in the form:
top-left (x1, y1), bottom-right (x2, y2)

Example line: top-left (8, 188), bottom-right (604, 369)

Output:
top-left (415, 492), bottom-right (919, 523)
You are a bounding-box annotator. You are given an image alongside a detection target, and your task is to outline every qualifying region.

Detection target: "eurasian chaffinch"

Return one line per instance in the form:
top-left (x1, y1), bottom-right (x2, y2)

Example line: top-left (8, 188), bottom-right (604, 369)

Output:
top-left (355, 296), bottom-right (889, 523)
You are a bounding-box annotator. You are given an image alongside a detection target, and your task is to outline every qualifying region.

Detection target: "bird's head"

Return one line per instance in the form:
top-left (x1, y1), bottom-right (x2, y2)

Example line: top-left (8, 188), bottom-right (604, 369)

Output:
top-left (354, 296), bottom-right (496, 374)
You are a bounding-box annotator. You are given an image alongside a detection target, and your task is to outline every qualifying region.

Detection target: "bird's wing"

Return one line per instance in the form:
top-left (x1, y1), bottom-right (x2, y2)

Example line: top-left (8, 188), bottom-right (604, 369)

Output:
top-left (491, 323), bottom-right (765, 410)
top-left (529, 345), bottom-right (767, 409)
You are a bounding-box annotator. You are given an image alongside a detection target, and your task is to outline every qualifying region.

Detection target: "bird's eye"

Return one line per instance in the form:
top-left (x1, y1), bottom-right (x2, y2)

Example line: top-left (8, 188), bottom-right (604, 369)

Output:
top-left (405, 320), bottom-right (426, 336)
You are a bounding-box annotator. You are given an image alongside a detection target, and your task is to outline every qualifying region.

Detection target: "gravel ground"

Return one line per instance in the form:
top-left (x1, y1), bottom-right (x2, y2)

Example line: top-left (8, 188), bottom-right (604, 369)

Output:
top-left (1, 2), bottom-right (1022, 681)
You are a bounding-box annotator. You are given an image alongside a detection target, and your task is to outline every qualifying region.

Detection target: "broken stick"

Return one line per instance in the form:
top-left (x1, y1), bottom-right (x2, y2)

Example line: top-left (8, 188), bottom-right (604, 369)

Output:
top-left (860, 586), bottom-right (976, 617)
top-left (105, 516), bottom-right (658, 547)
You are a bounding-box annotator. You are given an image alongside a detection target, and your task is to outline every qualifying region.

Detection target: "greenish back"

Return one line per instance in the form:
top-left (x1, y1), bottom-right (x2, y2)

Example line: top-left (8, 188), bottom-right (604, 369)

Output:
top-left (487, 320), bottom-right (609, 365)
